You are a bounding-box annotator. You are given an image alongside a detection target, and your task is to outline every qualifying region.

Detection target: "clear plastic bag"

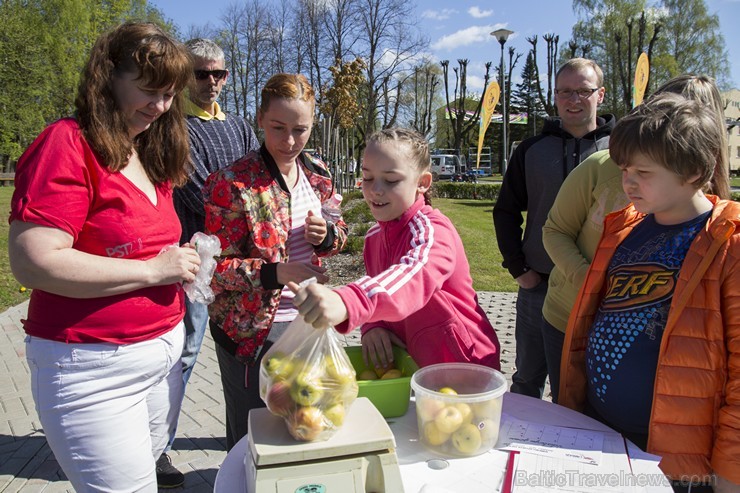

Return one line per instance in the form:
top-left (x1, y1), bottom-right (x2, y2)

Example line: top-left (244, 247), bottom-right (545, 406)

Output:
top-left (183, 232), bottom-right (222, 304)
top-left (259, 313), bottom-right (359, 442)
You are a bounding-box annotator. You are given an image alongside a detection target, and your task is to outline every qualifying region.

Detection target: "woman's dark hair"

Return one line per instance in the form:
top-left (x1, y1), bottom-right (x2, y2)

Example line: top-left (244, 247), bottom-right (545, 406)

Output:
top-left (75, 22), bottom-right (192, 186)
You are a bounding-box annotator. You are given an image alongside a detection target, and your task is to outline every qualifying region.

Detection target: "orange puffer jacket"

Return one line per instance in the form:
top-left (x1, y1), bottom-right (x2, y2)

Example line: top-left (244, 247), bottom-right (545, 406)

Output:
top-left (559, 196), bottom-right (740, 484)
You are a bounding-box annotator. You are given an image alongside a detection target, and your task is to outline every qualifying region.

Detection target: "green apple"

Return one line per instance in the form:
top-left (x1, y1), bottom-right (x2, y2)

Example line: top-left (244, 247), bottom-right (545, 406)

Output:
top-left (263, 352), bottom-right (286, 375)
top-left (451, 423), bottom-right (482, 455)
top-left (287, 406), bottom-right (325, 441)
top-left (470, 398), bottom-right (502, 419)
top-left (263, 353), bottom-right (296, 382)
top-left (323, 402), bottom-right (346, 427)
top-left (380, 369), bottom-right (403, 380)
top-left (455, 403), bottom-right (473, 424)
top-left (357, 369), bottom-right (379, 381)
top-left (434, 405), bottom-right (464, 434)
top-left (422, 421), bottom-right (451, 446)
top-left (416, 397), bottom-right (445, 422)
top-left (290, 371), bottom-right (324, 406)
top-left (374, 364), bottom-right (395, 378)
top-left (477, 417), bottom-right (500, 445)
top-left (323, 356), bottom-right (356, 387)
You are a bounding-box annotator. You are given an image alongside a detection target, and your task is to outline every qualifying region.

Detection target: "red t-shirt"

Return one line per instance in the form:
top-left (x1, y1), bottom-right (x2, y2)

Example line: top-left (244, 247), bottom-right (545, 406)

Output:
top-left (10, 118), bottom-right (184, 344)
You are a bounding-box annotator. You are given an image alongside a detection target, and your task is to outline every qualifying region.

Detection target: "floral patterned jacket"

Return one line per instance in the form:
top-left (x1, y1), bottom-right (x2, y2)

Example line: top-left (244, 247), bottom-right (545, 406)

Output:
top-left (204, 145), bottom-right (347, 365)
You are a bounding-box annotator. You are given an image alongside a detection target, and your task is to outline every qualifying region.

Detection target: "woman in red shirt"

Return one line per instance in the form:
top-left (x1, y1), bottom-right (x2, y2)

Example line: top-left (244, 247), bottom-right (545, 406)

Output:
top-left (8, 22), bottom-right (199, 492)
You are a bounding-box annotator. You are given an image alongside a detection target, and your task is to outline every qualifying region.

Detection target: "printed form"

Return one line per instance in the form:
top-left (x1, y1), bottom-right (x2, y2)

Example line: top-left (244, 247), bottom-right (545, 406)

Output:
top-left (495, 414), bottom-right (670, 492)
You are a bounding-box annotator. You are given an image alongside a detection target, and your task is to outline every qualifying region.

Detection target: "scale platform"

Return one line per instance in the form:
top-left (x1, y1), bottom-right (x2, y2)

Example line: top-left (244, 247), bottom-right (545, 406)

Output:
top-left (246, 397), bottom-right (404, 493)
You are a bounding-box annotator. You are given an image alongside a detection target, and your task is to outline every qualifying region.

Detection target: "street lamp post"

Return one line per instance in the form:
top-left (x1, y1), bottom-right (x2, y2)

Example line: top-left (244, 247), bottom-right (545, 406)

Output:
top-left (491, 28), bottom-right (514, 176)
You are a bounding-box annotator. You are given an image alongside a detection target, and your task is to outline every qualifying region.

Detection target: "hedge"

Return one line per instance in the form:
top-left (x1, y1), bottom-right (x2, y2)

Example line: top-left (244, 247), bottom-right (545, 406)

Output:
top-left (349, 182), bottom-right (740, 203)
top-left (431, 182), bottom-right (500, 201)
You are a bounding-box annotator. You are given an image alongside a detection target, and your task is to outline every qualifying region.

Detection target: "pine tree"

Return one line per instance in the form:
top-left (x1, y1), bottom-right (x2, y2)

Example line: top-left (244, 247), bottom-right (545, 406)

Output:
top-left (511, 52), bottom-right (548, 138)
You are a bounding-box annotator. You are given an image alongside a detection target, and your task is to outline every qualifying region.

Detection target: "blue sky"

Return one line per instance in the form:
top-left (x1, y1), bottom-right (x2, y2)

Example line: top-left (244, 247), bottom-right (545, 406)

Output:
top-left (150, 0), bottom-right (740, 91)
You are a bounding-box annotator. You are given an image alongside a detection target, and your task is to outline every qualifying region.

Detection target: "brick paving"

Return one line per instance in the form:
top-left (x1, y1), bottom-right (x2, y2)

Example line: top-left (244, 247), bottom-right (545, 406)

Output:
top-left (0, 292), bottom-right (546, 492)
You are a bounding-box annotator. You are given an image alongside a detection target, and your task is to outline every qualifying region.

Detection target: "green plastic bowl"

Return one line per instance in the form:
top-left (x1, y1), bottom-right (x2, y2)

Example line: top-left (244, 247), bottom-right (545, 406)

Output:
top-left (344, 346), bottom-right (419, 418)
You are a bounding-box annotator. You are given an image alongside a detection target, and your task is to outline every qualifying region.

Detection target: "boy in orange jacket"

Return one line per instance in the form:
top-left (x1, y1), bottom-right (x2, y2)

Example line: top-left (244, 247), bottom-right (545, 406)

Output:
top-left (559, 93), bottom-right (740, 493)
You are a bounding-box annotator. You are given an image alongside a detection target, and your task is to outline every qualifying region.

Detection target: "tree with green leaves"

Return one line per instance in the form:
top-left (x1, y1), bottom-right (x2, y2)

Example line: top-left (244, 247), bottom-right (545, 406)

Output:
top-left (511, 52), bottom-right (547, 138)
top-left (567, 0), bottom-right (729, 116)
top-left (0, 0), bottom-right (168, 169)
top-left (653, 0), bottom-right (730, 88)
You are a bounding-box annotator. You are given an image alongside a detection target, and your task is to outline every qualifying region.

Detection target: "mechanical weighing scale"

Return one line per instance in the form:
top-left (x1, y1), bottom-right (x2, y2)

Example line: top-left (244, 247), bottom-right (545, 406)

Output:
top-left (245, 397), bottom-right (404, 493)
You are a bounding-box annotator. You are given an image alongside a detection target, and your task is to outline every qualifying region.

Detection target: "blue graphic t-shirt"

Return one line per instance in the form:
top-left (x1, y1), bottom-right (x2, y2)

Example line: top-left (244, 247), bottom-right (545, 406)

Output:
top-left (586, 211), bottom-right (711, 434)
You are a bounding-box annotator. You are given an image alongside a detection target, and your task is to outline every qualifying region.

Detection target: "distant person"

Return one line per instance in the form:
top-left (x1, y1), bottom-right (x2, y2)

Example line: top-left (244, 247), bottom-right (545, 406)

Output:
top-left (290, 128), bottom-right (501, 372)
top-left (8, 22), bottom-right (199, 492)
top-left (559, 93), bottom-right (740, 493)
top-left (541, 74), bottom-right (731, 404)
top-left (203, 73), bottom-right (347, 450)
top-left (162, 37), bottom-right (259, 487)
top-left (492, 58), bottom-right (615, 400)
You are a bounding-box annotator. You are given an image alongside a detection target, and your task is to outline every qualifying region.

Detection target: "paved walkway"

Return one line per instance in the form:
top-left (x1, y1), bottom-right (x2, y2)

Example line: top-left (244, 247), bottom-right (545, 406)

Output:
top-left (0, 292), bottom-right (546, 492)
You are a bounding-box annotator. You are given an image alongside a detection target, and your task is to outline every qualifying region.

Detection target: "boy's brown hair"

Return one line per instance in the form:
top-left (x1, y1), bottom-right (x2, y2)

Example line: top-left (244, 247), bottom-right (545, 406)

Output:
top-left (610, 92), bottom-right (722, 189)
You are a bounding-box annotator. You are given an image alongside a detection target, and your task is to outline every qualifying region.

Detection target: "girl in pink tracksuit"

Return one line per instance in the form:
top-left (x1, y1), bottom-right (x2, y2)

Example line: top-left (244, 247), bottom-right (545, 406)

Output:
top-left (290, 128), bottom-right (500, 371)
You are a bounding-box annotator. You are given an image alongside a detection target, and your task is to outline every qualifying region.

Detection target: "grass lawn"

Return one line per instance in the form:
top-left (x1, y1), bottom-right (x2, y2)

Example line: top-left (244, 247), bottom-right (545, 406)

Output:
top-left (0, 187), bottom-right (31, 312)
top-left (0, 188), bottom-right (517, 314)
top-left (433, 198), bottom-right (516, 292)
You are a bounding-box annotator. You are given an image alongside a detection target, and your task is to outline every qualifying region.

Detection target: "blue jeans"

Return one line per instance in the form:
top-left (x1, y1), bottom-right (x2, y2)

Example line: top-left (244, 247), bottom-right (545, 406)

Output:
top-left (165, 297), bottom-right (209, 451)
top-left (510, 281), bottom-right (548, 398)
top-left (181, 298), bottom-right (209, 386)
top-left (541, 318), bottom-right (566, 404)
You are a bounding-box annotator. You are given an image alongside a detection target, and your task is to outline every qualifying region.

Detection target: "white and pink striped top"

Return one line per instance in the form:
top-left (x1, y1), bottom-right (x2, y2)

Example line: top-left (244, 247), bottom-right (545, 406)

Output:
top-left (274, 166), bottom-right (322, 323)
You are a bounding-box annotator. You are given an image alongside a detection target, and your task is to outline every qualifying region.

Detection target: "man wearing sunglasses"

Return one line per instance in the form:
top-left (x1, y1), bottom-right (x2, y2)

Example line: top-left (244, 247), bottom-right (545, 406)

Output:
top-left (493, 58), bottom-right (615, 404)
top-left (162, 38), bottom-right (260, 488)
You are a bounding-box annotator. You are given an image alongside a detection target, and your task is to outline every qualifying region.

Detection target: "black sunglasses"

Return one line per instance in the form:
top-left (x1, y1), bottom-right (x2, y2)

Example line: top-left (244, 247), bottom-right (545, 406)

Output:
top-left (194, 69), bottom-right (228, 81)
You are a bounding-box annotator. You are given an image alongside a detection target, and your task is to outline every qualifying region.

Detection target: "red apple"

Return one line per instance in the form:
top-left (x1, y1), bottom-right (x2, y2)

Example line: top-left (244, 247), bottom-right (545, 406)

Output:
top-left (287, 406), bottom-right (326, 441)
top-left (265, 381), bottom-right (293, 417)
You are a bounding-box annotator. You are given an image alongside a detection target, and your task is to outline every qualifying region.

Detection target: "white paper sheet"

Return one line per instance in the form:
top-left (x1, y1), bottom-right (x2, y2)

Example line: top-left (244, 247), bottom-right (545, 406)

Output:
top-left (496, 415), bottom-right (604, 465)
top-left (510, 431), bottom-right (645, 493)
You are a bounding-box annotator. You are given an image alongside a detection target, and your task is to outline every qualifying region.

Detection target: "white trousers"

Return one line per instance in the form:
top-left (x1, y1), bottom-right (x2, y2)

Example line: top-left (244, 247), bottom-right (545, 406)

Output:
top-left (26, 322), bottom-right (185, 493)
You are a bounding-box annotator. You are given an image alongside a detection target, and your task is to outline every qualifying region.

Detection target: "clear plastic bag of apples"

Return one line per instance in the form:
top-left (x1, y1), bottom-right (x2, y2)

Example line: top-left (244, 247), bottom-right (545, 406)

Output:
top-left (259, 316), bottom-right (359, 442)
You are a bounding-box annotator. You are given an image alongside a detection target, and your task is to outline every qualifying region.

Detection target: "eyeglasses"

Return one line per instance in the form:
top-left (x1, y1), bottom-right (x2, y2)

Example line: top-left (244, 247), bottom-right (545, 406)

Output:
top-left (555, 87), bottom-right (599, 99)
top-left (194, 69), bottom-right (228, 81)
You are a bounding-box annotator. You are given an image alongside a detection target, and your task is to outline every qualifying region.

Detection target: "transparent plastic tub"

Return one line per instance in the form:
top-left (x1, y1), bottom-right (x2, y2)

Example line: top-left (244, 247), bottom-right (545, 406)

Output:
top-left (410, 363), bottom-right (507, 457)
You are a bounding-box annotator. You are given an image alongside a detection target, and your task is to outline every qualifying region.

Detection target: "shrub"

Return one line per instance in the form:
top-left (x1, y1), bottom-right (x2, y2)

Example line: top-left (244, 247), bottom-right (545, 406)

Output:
top-left (431, 182), bottom-right (500, 201)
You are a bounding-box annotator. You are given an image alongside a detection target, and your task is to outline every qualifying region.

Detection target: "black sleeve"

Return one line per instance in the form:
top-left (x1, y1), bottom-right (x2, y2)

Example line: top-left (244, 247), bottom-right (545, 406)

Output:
top-left (492, 143), bottom-right (530, 279)
top-left (260, 262), bottom-right (281, 290)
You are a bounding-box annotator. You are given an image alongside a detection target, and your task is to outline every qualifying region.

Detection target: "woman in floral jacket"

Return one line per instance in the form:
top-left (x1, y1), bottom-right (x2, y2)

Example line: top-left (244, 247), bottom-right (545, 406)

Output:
top-left (203, 73), bottom-right (347, 449)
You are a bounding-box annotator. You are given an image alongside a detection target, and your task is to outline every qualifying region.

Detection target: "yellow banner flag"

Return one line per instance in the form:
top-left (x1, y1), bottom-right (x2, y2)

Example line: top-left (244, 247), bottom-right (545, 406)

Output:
top-left (633, 53), bottom-right (650, 107)
top-left (477, 81), bottom-right (500, 168)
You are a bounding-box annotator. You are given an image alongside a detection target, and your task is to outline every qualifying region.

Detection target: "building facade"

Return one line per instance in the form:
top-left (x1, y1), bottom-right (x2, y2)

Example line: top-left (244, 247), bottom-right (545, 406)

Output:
top-left (722, 89), bottom-right (740, 175)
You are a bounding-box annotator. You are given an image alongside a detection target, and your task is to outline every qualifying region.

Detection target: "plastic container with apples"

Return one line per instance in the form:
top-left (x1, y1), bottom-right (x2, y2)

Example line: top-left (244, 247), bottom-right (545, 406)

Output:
top-left (410, 362), bottom-right (507, 457)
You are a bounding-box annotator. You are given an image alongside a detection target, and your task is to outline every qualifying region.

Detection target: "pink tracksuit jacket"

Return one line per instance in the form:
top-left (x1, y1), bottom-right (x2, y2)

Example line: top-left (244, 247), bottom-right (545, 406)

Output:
top-left (335, 197), bottom-right (501, 369)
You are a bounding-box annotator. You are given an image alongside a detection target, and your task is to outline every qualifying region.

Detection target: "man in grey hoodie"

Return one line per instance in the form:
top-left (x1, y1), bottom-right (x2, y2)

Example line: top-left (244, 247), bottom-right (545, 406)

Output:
top-left (493, 58), bottom-right (615, 401)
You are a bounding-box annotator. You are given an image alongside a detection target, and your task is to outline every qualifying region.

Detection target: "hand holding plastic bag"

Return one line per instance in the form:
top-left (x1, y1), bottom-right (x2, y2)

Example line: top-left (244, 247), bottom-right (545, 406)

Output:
top-left (259, 286), bottom-right (359, 441)
top-left (183, 232), bottom-right (221, 304)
